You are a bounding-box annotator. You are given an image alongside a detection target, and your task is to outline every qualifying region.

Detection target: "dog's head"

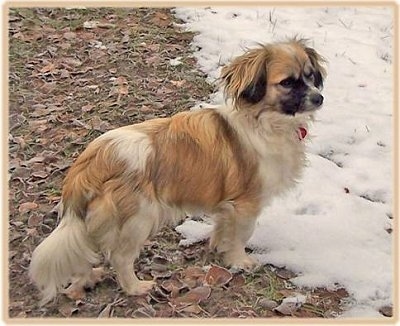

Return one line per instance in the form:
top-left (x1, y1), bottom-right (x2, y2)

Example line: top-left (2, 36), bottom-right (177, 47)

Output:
top-left (220, 39), bottom-right (327, 116)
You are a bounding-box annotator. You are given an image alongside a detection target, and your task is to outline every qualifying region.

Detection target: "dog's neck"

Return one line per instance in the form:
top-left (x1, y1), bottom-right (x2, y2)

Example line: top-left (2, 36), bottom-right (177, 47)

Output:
top-left (219, 106), bottom-right (313, 142)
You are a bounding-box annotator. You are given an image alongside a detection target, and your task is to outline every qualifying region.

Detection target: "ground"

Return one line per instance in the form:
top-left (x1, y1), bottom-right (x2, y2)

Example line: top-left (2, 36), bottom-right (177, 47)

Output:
top-left (8, 7), bottom-right (350, 319)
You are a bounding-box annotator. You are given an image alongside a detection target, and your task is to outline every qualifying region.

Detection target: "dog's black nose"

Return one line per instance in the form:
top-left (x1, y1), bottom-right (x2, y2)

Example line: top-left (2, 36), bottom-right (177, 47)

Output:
top-left (311, 94), bottom-right (324, 106)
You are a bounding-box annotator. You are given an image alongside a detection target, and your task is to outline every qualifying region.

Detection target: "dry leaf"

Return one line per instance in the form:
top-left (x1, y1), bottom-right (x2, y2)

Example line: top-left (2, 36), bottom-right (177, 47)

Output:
top-left (80, 32), bottom-right (95, 40)
top-left (63, 32), bottom-right (76, 40)
top-left (121, 34), bottom-right (130, 43)
top-left (30, 108), bottom-right (48, 118)
top-left (98, 303), bottom-right (113, 318)
top-left (132, 306), bottom-right (156, 318)
top-left (31, 171), bottom-right (48, 179)
top-left (31, 104), bottom-right (47, 110)
top-left (146, 44), bottom-right (160, 52)
top-left (27, 214), bottom-right (43, 227)
top-left (26, 156), bottom-right (46, 165)
top-left (40, 63), bottom-right (56, 73)
top-left (118, 84), bottom-right (128, 96)
top-left (161, 279), bottom-right (187, 298)
top-left (145, 56), bottom-right (160, 65)
top-left (181, 266), bottom-right (205, 288)
top-left (229, 273), bottom-right (246, 287)
top-left (58, 303), bottom-right (79, 317)
top-left (204, 265), bottom-right (232, 287)
top-left (12, 167), bottom-right (31, 179)
top-left (275, 267), bottom-right (296, 280)
top-left (258, 298), bottom-right (278, 310)
top-left (149, 286), bottom-right (169, 303)
top-left (19, 202), bottom-right (38, 214)
top-left (82, 104), bottom-right (94, 112)
top-left (115, 76), bottom-right (128, 85)
top-left (172, 286), bottom-right (211, 307)
top-left (179, 304), bottom-right (203, 314)
top-left (150, 269), bottom-right (172, 279)
top-left (170, 80), bottom-right (186, 87)
top-left (273, 295), bottom-right (306, 315)
top-left (63, 57), bottom-right (83, 67)
top-left (28, 119), bottom-right (47, 128)
top-left (89, 116), bottom-right (111, 132)
top-left (151, 12), bottom-right (170, 27)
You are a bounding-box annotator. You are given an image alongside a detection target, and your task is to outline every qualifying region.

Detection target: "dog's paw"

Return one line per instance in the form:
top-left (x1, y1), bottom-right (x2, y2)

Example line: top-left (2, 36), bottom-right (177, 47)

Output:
top-left (62, 283), bottom-right (86, 301)
top-left (125, 280), bottom-right (155, 296)
top-left (224, 253), bottom-right (259, 271)
top-left (85, 267), bottom-right (105, 289)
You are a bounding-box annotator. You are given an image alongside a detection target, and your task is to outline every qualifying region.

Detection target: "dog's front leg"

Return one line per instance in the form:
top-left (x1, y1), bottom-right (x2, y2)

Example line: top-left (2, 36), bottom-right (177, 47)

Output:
top-left (210, 201), bottom-right (259, 270)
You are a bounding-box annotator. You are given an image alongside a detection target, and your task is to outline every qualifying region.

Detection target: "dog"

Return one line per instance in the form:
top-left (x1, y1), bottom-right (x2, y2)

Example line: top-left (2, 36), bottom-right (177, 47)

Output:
top-left (29, 38), bottom-right (326, 304)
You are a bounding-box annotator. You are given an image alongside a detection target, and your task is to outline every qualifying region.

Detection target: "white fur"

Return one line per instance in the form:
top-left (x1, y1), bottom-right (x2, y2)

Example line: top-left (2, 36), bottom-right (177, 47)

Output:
top-left (29, 208), bottom-right (99, 305)
top-left (98, 126), bottom-right (152, 173)
top-left (218, 107), bottom-right (310, 203)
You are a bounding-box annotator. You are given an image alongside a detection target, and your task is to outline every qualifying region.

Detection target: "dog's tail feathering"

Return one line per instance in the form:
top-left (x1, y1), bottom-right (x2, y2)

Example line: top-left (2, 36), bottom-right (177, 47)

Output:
top-left (28, 206), bottom-right (99, 305)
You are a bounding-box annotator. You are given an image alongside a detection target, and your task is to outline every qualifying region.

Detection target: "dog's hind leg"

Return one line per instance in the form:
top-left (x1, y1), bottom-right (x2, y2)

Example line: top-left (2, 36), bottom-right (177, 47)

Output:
top-left (86, 193), bottom-right (157, 296)
top-left (109, 247), bottom-right (154, 296)
top-left (108, 210), bottom-right (157, 295)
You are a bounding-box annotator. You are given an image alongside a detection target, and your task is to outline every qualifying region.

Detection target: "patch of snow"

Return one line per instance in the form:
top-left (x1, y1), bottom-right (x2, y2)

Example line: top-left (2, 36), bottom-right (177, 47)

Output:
top-left (169, 57), bottom-right (183, 67)
top-left (173, 6), bottom-right (394, 317)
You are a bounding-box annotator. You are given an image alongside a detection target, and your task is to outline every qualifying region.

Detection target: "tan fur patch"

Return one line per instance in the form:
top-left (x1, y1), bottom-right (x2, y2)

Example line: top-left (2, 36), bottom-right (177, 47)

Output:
top-left (138, 109), bottom-right (262, 213)
top-left (61, 138), bottom-right (127, 219)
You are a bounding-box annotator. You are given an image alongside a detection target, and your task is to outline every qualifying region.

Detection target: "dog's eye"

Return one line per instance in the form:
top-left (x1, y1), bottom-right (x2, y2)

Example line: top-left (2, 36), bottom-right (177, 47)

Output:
top-left (279, 77), bottom-right (295, 88)
top-left (304, 71), bottom-right (312, 78)
top-left (304, 71), bottom-right (313, 79)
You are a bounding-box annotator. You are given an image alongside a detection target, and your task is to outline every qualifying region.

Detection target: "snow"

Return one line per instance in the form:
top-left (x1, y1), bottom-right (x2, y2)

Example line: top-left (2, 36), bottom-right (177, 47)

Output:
top-left (172, 6), bottom-right (394, 317)
top-left (169, 57), bottom-right (183, 66)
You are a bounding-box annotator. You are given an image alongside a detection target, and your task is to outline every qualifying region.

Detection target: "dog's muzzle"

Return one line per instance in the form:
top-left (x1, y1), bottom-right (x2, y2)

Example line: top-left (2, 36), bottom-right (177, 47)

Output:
top-left (310, 93), bottom-right (324, 107)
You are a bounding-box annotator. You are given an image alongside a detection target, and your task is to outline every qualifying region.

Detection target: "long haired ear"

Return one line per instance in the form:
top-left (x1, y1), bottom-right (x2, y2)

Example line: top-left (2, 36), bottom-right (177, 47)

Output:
top-left (304, 46), bottom-right (327, 89)
top-left (292, 37), bottom-right (327, 89)
top-left (220, 47), bottom-right (270, 108)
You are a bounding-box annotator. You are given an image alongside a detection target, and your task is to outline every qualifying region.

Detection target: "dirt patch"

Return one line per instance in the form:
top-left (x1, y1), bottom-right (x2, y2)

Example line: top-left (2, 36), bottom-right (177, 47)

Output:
top-left (8, 7), bottom-right (351, 319)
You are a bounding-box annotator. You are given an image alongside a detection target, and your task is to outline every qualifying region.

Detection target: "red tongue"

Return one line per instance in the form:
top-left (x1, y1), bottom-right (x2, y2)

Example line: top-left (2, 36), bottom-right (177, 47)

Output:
top-left (298, 127), bottom-right (307, 140)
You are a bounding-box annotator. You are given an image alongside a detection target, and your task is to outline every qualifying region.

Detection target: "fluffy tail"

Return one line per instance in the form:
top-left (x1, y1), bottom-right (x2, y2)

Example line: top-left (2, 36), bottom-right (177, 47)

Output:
top-left (29, 207), bottom-right (99, 305)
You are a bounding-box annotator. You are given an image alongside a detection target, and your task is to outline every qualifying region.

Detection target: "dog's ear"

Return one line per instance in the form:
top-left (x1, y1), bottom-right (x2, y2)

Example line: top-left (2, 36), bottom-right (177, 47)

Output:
top-left (304, 46), bottom-right (327, 89)
top-left (220, 47), bottom-right (270, 107)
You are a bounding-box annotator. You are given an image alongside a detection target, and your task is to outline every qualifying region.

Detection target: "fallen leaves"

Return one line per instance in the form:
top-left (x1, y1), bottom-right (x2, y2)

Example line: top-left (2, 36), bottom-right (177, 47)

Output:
top-left (81, 104), bottom-right (94, 112)
top-left (39, 62), bottom-right (56, 74)
top-left (63, 31), bottom-right (76, 40)
top-left (204, 265), bottom-right (232, 287)
top-left (58, 303), bottom-right (79, 317)
top-left (151, 12), bottom-right (171, 27)
top-left (27, 213), bottom-right (44, 227)
top-left (273, 294), bottom-right (306, 316)
top-left (108, 76), bottom-right (129, 102)
top-left (161, 278), bottom-right (186, 298)
top-left (171, 286), bottom-right (211, 309)
top-left (18, 202), bottom-right (38, 214)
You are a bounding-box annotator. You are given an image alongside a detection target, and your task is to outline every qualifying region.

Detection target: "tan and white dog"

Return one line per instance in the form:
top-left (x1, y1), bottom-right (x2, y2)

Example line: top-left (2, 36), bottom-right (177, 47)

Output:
top-left (29, 38), bottom-right (326, 304)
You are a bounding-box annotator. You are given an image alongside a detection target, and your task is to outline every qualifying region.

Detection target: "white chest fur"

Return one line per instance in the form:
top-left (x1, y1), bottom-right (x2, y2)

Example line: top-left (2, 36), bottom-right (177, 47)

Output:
top-left (219, 107), bottom-right (310, 204)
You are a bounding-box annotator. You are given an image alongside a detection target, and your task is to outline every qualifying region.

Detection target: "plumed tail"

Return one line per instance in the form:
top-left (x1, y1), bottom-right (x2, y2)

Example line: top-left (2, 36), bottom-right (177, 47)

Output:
top-left (29, 208), bottom-right (99, 305)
